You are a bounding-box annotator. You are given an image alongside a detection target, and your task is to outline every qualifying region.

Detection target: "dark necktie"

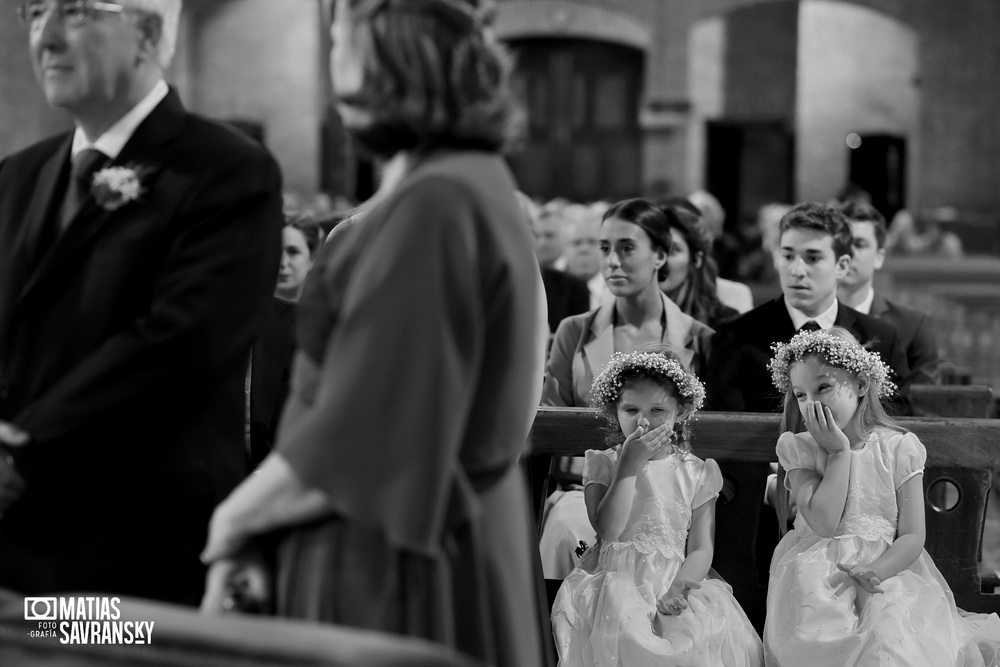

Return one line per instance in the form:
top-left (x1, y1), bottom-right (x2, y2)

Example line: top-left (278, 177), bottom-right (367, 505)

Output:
top-left (30, 148), bottom-right (107, 270)
top-left (799, 320), bottom-right (821, 332)
top-left (59, 147), bottom-right (108, 232)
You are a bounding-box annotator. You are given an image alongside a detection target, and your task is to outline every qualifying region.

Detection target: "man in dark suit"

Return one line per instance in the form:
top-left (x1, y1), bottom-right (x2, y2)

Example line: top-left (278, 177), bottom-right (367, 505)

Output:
top-left (0, 0), bottom-right (283, 605)
top-left (539, 268), bottom-right (591, 334)
top-left (525, 200), bottom-right (591, 333)
top-left (837, 200), bottom-right (940, 385)
top-left (707, 202), bottom-right (912, 415)
top-left (706, 202), bottom-right (912, 583)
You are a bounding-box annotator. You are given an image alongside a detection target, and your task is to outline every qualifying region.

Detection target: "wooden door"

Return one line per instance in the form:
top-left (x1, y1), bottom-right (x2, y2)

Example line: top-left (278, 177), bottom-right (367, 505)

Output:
top-left (706, 120), bottom-right (795, 229)
top-left (507, 39), bottom-right (643, 202)
top-left (849, 133), bottom-right (906, 221)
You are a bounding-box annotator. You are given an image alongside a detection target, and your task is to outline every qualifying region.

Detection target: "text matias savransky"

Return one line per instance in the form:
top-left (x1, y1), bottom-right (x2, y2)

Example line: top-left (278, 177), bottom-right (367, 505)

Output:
top-left (24, 596), bottom-right (154, 645)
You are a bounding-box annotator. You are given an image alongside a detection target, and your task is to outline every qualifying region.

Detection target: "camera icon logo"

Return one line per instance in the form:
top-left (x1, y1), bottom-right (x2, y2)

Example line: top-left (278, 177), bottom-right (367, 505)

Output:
top-left (24, 597), bottom-right (57, 621)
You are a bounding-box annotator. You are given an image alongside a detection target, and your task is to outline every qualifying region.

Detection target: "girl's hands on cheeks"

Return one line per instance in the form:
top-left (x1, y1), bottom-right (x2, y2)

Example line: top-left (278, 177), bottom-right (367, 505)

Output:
top-left (803, 401), bottom-right (850, 454)
top-left (620, 418), bottom-right (671, 467)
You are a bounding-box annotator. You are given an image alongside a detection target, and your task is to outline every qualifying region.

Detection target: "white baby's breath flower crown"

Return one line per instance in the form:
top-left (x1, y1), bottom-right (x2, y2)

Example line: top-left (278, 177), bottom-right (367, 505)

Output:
top-left (590, 351), bottom-right (706, 413)
top-left (768, 329), bottom-right (896, 399)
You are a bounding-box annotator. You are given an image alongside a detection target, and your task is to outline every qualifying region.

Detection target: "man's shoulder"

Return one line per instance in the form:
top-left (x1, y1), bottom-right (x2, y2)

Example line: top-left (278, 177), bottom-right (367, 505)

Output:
top-left (842, 305), bottom-right (901, 349)
top-left (715, 297), bottom-right (784, 339)
top-left (0, 133), bottom-right (70, 172)
top-left (175, 112), bottom-right (274, 163)
top-left (879, 296), bottom-right (930, 330)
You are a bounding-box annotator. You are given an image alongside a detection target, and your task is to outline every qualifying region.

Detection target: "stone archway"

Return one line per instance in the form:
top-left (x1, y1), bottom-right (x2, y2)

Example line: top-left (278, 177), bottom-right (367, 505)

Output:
top-left (495, 1), bottom-right (652, 51)
top-left (687, 0), bottom-right (919, 225)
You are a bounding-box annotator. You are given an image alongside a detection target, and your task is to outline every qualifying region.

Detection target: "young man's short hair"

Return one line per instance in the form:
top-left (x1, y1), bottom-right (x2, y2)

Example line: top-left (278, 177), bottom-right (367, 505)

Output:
top-left (778, 202), bottom-right (855, 259)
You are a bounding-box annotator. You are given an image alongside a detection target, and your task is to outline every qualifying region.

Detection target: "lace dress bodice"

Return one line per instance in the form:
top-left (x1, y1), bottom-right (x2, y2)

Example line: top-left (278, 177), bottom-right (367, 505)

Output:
top-left (778, 428), bottom-right (925, 544)
top-left (583, 448), bottom-right (722, 561)
top-left (766, 428), bottom-right (1000, 666)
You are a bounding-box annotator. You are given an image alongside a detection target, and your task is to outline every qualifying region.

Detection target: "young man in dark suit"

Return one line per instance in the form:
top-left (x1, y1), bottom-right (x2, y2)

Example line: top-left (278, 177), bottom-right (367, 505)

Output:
top-left (706, 202), bottom-right (912, 584)
top-left (837, 200), bottom-right (940, 385)
top-left (0, 0), bottom-right (283, 605)
top-left (707, 202), bottom-right (912, 415)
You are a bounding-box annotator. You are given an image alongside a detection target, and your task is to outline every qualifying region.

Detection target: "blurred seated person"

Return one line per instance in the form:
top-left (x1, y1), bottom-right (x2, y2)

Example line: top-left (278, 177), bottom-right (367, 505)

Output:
top-left (688, 189), bottom-right (742, 286)
top-left (520, 194), bottom-right (590, 333)
top-left (886, 207), bottom-right (964, 259)
top-left (248, 214), bottom-right (322, 468)
top-left (737, 202), bottom-right (791, 284)
top-left (831, 181), bottom-right (872, 205)
top-left (837, 200), bottom-right (940, 385)
top-left (676, 194), bottom-right (754, 313)
top-left (657, 200), bottom-right (741, 328)
top-left (558, 206), bottom-right (609, 309)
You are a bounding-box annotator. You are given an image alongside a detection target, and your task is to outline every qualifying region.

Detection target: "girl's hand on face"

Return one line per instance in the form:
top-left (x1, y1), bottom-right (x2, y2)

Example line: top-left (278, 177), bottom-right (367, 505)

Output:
top-left (837, 562), bottom-right (884, 594)
top-left (803, 401), bottom-right (850, 454)
top-left (620, 418), bottom-right (671, 466)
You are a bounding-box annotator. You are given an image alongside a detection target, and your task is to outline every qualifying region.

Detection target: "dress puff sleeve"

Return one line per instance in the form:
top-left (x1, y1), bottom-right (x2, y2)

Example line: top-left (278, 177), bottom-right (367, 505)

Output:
top-left (893, 431), bottom-right (927, 490)
top-left (777, 431), bottom-right (820, 490)
top-left (692, 458), bottom-right (723, 509)
top-left (583, 448), bottom-right (616, 487)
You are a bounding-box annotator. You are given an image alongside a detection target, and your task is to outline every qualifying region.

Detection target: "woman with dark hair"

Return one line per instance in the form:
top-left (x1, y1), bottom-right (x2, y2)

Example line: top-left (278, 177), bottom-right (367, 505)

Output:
top-left (248, 214), bottom-right (324, 468)
top-left (658, 201), bottom-right (740, 329)
top-left (539, 197), bottom-right (715, 579)
top-left (274, 213), bottom-right (322, 303)
top-left (201, 2), bottom-right (548, 665)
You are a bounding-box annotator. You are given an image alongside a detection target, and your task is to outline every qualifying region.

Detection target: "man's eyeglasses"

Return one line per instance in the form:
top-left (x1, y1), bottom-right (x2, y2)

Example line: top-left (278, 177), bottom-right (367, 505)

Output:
top-left (17, 1), bottom-right (123, 27)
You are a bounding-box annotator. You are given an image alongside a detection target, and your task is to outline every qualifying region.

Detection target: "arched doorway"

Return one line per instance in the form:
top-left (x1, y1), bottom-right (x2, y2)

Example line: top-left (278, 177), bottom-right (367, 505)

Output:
top-left (506, 39), bottom-right (643, 202)
top-left (688, 0), bottom-right (918, 224)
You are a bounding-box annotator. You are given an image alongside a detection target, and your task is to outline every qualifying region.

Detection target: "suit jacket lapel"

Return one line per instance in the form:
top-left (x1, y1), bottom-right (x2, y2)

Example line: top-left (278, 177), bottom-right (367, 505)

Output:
top-left (660, 293), bottom-right (696, 369)
top-left (766, 297), bottom-right (796, 342)
top-left (870, 292), bottom-right (890, 318)
top-left (834, 300), bottom-right (865, 341)
top-left (583, 293), bottom-right (698, 375)
top-left (20, 137), bottom-right (72, 269)
top-left (17, 89), bottom-right (184, 307)
top-left (583, 301), bottom-right (615, 381)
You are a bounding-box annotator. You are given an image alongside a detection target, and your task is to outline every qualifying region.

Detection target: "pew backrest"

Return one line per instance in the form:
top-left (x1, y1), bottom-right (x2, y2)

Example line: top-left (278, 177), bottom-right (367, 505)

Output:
top-left (911, 384), bottom-right (994, 418)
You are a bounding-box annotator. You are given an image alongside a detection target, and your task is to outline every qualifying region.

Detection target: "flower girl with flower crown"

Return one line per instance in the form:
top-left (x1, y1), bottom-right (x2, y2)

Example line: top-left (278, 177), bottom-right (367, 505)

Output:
top-left (551, 346), bottom-right (763, 666)
top-left (765, 327), bottom-right (1000, 666)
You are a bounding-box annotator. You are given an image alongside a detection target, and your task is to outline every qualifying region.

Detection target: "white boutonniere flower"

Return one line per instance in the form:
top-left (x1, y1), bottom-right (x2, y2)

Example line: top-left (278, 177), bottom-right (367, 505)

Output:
top-left (90, 165), bottom-right (147, 211)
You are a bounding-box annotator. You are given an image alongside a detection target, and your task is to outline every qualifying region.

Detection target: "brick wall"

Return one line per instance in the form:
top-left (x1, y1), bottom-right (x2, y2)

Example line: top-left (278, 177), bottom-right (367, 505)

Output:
top-left (496, 0), bottom-right (999, 245)
top-left (796, 0), bottom-right (918, 202)
top-left (1, 0), bottom-right (997, 239)
top-left (189, 0), bottom-right (325, 197)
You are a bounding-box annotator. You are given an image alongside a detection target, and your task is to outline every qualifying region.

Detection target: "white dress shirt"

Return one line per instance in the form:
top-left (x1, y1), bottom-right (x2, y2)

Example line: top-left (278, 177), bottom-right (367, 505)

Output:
top-left (784, 297), bottom-right (838, 331)
top-left (851, 287), bottom-right (876, 315)
top-left (71, 79), bottom-right (169, 161)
